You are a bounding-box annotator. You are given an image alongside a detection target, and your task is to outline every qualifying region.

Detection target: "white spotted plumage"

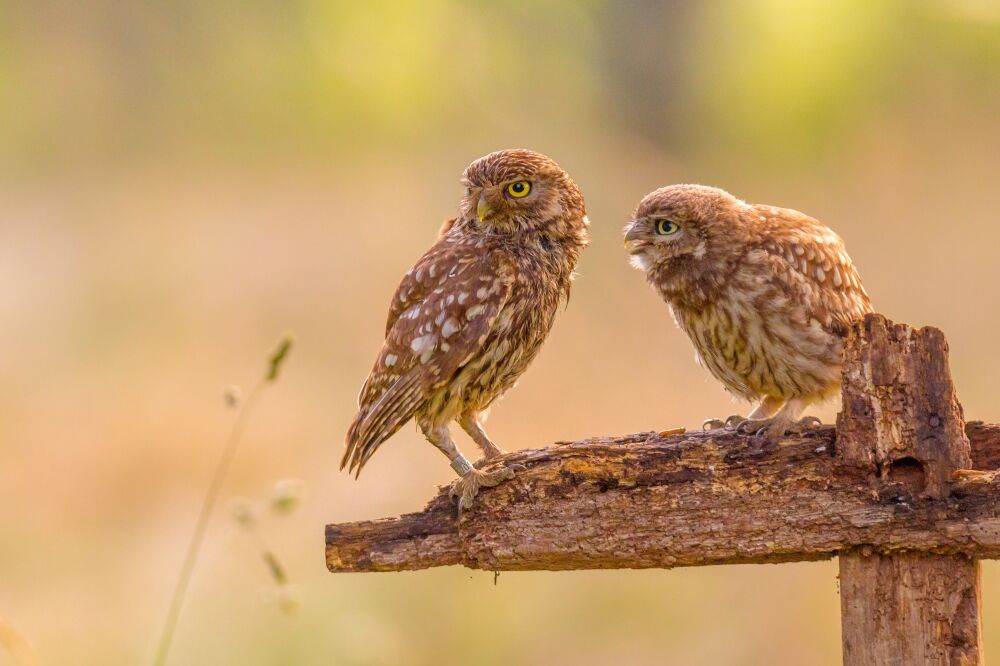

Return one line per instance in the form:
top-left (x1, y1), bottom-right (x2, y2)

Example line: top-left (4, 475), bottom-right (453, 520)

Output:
top-left (625, 184), bottom-right (872, 437)
top-left (343, 150), bottom-right (588, 484)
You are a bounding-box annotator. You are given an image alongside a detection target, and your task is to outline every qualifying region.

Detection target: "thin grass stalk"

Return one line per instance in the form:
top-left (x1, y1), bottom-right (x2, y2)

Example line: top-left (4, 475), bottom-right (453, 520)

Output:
top-left (153, 336), bottom-right (292, 666)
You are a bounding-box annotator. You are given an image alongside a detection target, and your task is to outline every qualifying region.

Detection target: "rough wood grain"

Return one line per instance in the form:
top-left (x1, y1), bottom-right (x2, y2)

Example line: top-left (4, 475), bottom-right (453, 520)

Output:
top-left (838, 315), bottom-right (983, 666)
top-left (327, 317), bottom-right (1000, 577)
top-left (840, 552), bottom-right (982, 666)
top-left (836, 315), bottom-right (971, 499)
top-left (327, 314), bottom-right (997, 666)
top-left (968, 421), bottom-right (1000, 470)
top-left (326, 422), bottom-right (1000, 573)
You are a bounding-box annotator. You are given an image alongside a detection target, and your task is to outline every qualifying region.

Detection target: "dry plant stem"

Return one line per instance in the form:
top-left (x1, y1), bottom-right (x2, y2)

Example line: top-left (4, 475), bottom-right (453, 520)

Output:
top-left (154, 335), bottom-right (291, 666)
top-left (152, 380), bottom-right (266, 666)
top-left (246, 520), bottom-right (290, 586)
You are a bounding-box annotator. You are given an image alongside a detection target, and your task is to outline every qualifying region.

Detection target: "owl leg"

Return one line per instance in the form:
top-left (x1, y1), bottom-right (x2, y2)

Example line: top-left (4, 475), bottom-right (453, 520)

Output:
top-left (735, 397), bottom-right (820, 439)
top-left (747, 396), bottom-right (783, 420)
top-left (703, 396), bottom-right (782, 431)
top-left (420, 420), bottom-right (515, 513)
top-left (459, 413), bottom-right (504, 460)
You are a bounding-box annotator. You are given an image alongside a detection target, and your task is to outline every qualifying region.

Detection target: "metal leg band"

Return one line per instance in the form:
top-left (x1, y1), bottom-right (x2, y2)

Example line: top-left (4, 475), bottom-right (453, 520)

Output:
top-left (450, 454), bottom-right (474, 476)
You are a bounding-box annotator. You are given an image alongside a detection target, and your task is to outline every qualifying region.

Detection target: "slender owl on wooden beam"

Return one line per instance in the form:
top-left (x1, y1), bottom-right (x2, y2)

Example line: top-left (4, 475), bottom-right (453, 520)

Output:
top-left (343, 149), bottom-right (588, 510)
top-left (624, 185), bottom-right (872, 438)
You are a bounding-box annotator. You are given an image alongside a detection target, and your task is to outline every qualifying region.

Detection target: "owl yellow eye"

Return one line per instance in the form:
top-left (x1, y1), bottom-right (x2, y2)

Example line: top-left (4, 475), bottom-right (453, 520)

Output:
top-left (655, 219), bottom-right (680, 235)
top-left (506, 181), bottom-right (531, 198)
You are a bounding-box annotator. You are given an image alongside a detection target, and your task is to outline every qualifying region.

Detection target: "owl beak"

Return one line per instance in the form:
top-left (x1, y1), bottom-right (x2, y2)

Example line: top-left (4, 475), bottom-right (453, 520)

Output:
top-left (477, 194), bottom-right (493, 223)
top-left (623, 224), bottom-right (642, 245)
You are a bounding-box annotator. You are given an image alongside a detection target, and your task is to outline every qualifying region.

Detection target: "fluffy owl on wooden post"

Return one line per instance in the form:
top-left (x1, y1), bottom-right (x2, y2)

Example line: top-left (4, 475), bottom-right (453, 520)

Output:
top-left (343, 149), bottom-right (588, 510)
top-left (624, 185), bottom-right (872, 438)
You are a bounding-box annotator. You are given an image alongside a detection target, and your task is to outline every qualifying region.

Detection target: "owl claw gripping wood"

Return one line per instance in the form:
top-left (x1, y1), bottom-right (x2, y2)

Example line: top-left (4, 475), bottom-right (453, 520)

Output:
top-left (343, 149), bottom-right (588, 512)
top-left (625, 185), bottom-right (872, 441)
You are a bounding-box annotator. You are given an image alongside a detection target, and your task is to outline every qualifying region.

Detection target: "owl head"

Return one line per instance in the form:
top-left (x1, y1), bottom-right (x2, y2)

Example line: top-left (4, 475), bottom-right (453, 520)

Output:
top-left (623, 184), bottom-right (746, 271)
top-left (457, 149), bottom-right (586, 240)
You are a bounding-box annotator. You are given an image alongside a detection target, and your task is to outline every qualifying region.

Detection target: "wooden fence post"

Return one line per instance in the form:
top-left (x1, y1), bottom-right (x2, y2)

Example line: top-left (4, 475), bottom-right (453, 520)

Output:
top-left (328, 313), bottom-right (1000, 663)
top-left (837, 314), bottom-right (983, 665)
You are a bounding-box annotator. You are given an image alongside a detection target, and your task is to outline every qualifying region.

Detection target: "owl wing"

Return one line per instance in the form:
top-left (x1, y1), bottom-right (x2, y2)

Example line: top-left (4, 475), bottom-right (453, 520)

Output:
top-left (384, 220), bottom-right (465, 335)
top-left (757, 206), bottom-right (873, 336)
top-left (343, 241), bottom-right (514, 476)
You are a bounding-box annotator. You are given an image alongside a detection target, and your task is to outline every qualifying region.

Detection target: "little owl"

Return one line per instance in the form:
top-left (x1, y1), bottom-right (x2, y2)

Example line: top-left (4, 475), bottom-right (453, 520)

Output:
top-left (343, 149), bottom-right (588, 510)
top-left (624, 185), bottom-right (872, 438)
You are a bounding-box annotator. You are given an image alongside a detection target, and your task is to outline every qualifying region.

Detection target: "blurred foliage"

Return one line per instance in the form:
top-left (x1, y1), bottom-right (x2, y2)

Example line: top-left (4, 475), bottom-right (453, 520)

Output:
top-left (2, 0), bottom-right (997, 168)
top-left (691, 0), bottom-right (899, 156)
top-left (0, 0), bottom-right (603, 164)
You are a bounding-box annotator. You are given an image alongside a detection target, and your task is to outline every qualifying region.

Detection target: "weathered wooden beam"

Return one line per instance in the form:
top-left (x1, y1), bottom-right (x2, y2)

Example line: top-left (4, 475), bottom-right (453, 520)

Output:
top-left (838, 315), bottom-right (983, 665)
top-left (840, 552), bottom-right (982, 665)
top-left (968, 421), bottom-right (1000, 470)
top-left (326, 422), bottom-right (1000, 574)
top-left (327, 316), bottom-right (1000, 578)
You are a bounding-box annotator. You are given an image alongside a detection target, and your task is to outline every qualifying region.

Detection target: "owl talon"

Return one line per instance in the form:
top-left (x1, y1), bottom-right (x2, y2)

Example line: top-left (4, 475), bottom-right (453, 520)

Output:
top-left (449, 465), bottom-right (518, 513)
top-left (724, 414), bottom-right (748, 430)
top-left (702, 418), bottom-right (728, 431)
top-left (625, 185), bottom-right (872, 461)
top-left (791, 416), bottom-right (823, 431)
top-left (474, 454), bottom-right (515, 469)
top-left (735, 415), bottom-right (821, 440)
top-left (735, 418), bottom-right (770, 435)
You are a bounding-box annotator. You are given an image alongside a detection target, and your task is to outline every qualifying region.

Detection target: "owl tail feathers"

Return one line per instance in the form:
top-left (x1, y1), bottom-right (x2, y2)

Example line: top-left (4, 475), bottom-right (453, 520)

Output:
top-left (341, 373), bottom-right (425, 478)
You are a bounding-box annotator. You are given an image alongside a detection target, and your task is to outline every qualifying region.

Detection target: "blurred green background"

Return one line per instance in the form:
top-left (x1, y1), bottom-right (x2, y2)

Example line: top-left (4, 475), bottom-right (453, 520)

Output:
top-left (2, 1), bottom-right (1000, 664)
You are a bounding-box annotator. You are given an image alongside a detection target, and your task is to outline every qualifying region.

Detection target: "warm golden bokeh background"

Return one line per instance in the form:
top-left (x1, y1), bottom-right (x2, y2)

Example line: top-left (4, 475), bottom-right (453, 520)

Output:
top-left (3, 1), bottom-right (1000, 664)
